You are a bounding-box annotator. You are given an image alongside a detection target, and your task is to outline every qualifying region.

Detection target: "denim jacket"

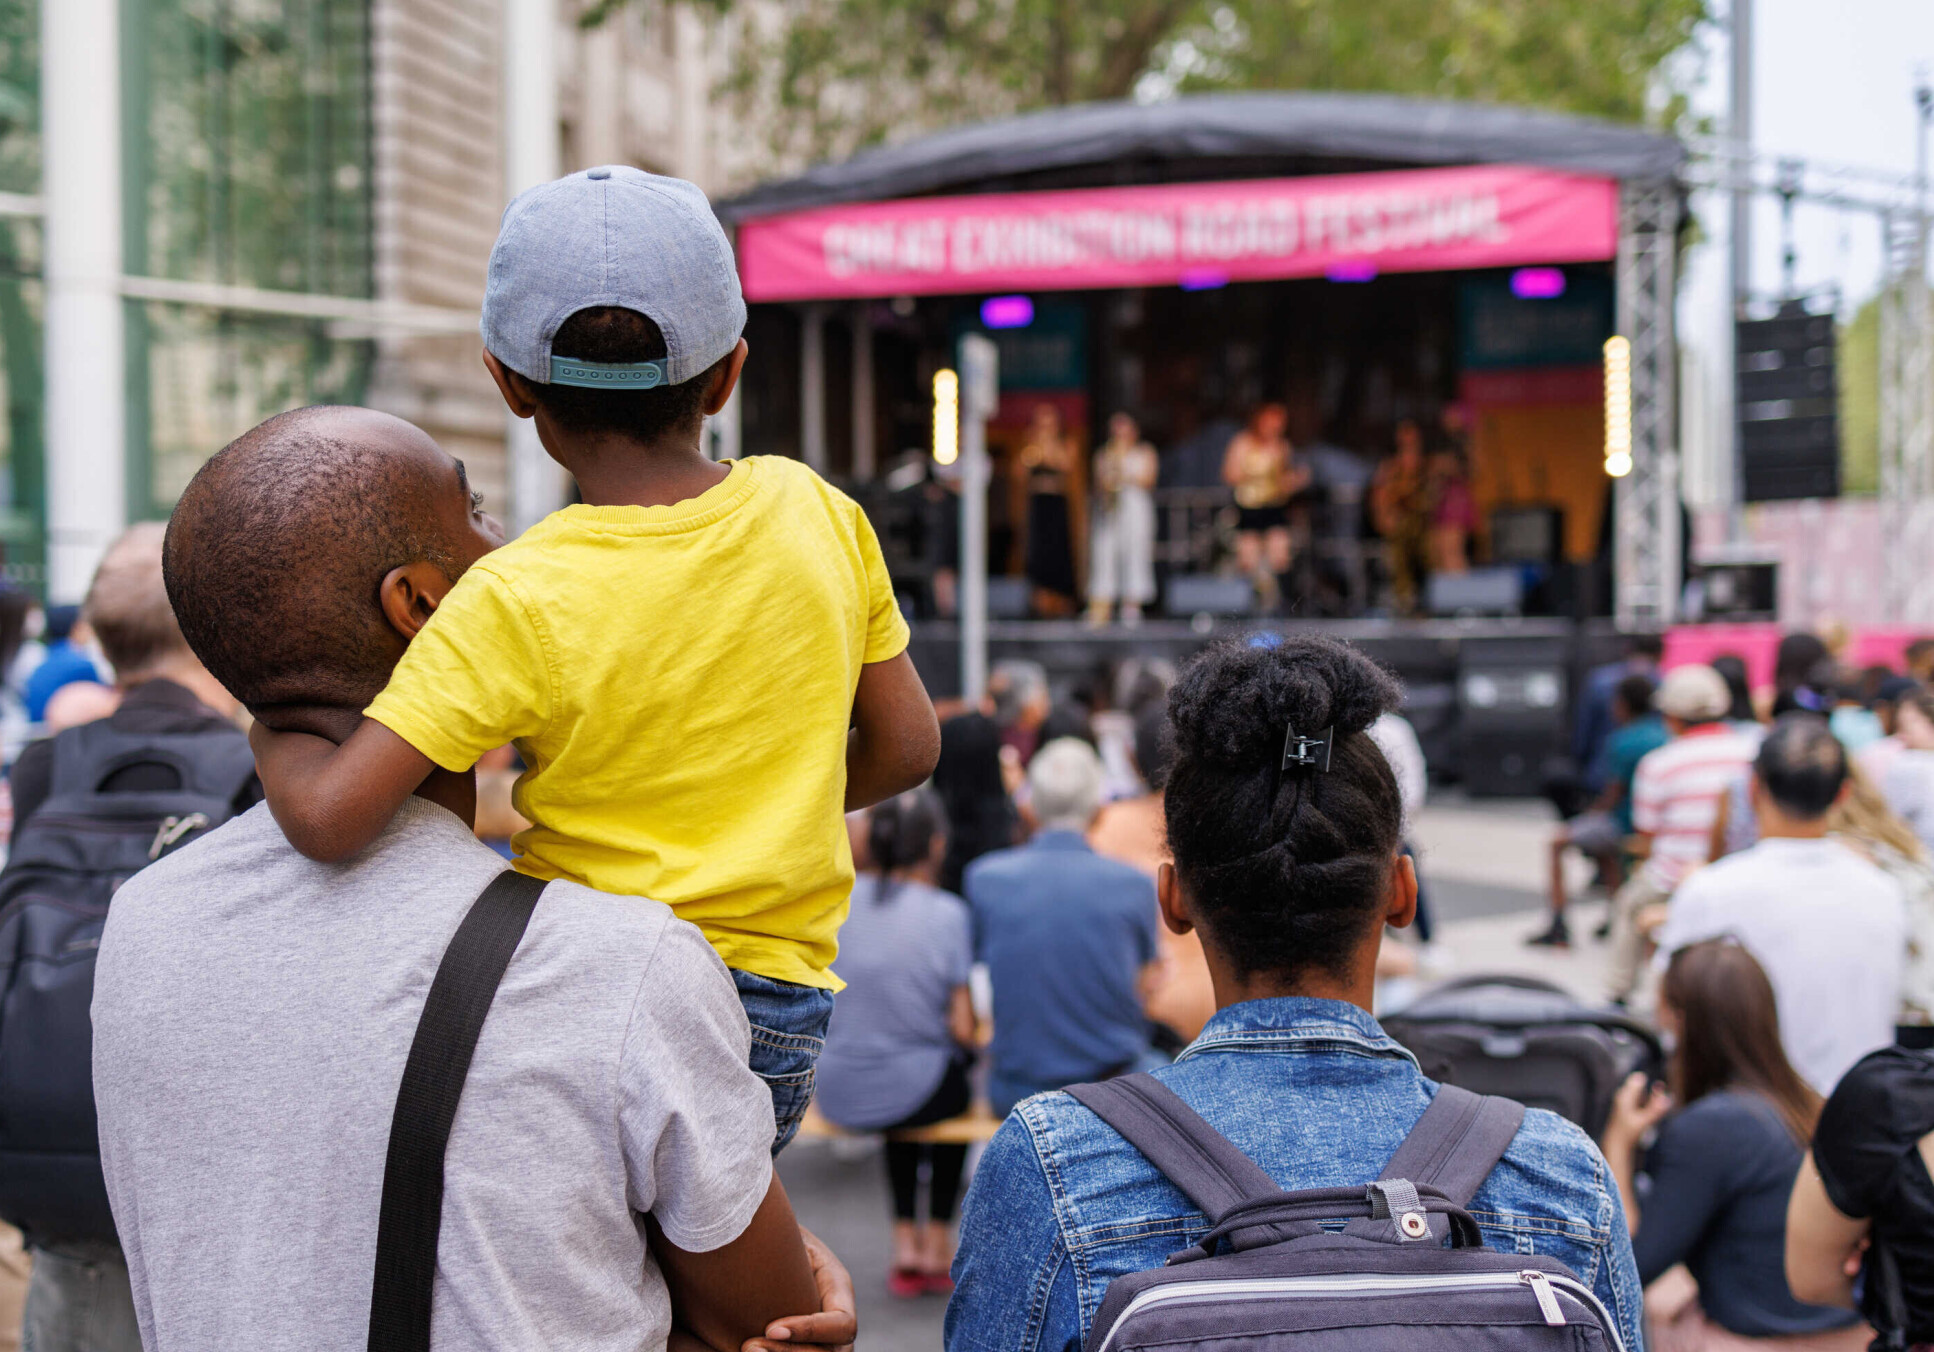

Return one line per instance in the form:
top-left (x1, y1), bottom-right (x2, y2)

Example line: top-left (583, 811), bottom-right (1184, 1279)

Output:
top-left (946, 997), bottom-right (1642, 1352)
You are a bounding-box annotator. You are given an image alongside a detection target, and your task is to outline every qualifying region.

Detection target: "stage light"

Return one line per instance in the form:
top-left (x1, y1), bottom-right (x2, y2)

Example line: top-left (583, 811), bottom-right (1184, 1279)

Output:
top-left (980, 295), bottom-right (1034, 329)
top-left (1179, 269), bottom-right (1229, 291)
top-left (1511, 267), bottom-right (1567, 299)
top-left (932, 368), bottom-right (959, 465)
top-left (1603, 335), bottom-right (1632, 478)
top-left (1326, 261), bottom-right (1377, 283)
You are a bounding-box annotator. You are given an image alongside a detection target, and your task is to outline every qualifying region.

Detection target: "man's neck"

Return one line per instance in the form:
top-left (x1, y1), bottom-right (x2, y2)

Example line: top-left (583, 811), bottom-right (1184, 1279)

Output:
top-left (1758, 816), bottom-right (1831, 841)
top-left (554, 431), bottom-right (728, 509)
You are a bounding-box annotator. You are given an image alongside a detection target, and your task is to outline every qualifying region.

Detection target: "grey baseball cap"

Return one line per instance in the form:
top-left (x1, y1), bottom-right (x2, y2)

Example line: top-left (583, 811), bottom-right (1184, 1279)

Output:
top-left (481, 165), bottom-right (746, 391)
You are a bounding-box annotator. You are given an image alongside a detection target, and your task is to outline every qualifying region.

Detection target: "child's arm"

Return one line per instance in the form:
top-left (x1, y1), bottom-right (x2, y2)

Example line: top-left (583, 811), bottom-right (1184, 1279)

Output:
top-left (249, 717), bottom-right (438, 863)
top-left (844, 651), bottom-right (940, 812)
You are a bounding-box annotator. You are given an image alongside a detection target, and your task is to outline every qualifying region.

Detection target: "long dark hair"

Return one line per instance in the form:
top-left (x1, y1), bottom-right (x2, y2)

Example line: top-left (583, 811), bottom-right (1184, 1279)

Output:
top-left (866, 790), bottom-right (946, 900)
top-left (1662, 940), bottom-right (1822, 1145)
top-left (932, 713), bottom-right (1013, 894)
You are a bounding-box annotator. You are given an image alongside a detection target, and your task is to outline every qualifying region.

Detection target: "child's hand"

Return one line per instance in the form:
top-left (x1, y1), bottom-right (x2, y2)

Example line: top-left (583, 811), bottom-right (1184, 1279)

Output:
top-left (741, 1227), bottom-right (856, 1352)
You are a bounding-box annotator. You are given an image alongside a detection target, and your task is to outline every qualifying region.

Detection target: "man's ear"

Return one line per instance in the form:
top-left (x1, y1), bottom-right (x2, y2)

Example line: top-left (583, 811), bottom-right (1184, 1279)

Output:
top-left (701, 338), bottom-right (749, 417)
top-left (482, 350), bottom-right (540, 419)
top-left (379, 561), bottom-right (454, 641)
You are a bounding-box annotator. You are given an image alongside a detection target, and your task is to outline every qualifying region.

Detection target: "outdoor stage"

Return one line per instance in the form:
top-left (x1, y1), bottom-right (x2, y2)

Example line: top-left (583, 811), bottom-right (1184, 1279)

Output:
top-left (905, 614), bottom-right (1631, 794)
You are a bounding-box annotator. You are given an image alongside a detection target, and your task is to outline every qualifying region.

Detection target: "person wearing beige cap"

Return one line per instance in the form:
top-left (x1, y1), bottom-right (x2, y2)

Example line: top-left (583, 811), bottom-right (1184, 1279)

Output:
top-left (1603, 664), bottom-right (1760, 1004)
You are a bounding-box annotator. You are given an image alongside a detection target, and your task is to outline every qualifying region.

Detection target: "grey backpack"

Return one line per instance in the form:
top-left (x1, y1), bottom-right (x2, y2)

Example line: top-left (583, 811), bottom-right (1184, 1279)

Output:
top-left (1064, 1074), bottom-right (1627, 1352)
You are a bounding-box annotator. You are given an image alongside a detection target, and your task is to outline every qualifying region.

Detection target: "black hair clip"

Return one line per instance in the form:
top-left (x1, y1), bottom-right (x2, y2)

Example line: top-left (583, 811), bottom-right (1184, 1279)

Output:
top-left (1282, 724), bottom-right (1335, 773)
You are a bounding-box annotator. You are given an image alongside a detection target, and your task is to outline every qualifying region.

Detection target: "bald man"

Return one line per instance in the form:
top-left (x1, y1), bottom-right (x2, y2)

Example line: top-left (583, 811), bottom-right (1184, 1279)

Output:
top-left (91, 407), bottom-right (847, 1352)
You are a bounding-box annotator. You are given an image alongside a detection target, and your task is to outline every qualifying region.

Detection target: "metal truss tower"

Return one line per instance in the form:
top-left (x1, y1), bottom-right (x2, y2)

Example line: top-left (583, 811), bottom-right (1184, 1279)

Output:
top-left (1614, 178), bottom-right (1683, 628)
top-left (1880, 207), bottom-right (1934, 622)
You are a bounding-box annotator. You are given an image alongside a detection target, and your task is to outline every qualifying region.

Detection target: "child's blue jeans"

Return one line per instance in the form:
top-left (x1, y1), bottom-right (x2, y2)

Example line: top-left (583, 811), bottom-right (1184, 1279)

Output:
top-left (731, 968), bottom-right (837, 1154)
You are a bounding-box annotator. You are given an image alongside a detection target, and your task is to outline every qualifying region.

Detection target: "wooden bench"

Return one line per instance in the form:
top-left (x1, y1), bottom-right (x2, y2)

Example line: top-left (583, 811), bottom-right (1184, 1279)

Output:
top-left (795, 1102), bottom-right (1005, 1145)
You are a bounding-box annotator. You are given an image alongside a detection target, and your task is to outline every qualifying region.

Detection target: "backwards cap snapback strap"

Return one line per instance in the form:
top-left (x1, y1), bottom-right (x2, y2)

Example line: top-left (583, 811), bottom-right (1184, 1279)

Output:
top-left (548, 355), bottom-right (671, 389)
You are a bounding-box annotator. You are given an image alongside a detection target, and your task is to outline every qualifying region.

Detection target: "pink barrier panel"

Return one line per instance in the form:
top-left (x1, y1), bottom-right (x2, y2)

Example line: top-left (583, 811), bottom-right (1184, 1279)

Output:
top-left (737, 164), bottom-right (1619, 301)
top-left (1663, 624), bottom-right (1782, 690)
top-left (1850, 626), bottom-right (1934, 673)
top-left (1666, 624), bottom-right (1934, 692)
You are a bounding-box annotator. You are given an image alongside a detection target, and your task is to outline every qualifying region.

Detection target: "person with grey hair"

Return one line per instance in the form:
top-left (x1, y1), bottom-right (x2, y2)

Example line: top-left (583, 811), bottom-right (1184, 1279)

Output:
top-left (965, 737), bottom-right (1163, 1116)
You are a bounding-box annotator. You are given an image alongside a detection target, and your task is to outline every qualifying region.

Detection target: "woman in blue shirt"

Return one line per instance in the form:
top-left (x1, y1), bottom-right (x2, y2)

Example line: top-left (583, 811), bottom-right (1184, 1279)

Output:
top-left (1600, 940), bottom-right (1866, 1352)
top-left (814, 791), bottom-right (978, 1298)
top-left (946, 634), bottom-right (1644, 1352)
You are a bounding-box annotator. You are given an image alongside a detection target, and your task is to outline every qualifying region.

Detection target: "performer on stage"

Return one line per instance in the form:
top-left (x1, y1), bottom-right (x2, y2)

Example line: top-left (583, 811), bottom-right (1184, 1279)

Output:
top-left (1087, 412), bottom-right (1159, 628)
top-left (1221, 402), bottom-right (1307, 612)
top-left (1019, 403), bottom-right (1081, 616)
top-left (1371, 419), bottom-right (1432, 616)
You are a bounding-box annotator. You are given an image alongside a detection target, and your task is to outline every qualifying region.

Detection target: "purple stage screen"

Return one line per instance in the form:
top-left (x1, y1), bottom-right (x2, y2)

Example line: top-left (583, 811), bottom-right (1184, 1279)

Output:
top-left (1325, 261), bottom-right (1378, 283)
top-left (980, 295), bottom-right (1034, 329)
top-left (1511, 267), bottom-right (1567, 299)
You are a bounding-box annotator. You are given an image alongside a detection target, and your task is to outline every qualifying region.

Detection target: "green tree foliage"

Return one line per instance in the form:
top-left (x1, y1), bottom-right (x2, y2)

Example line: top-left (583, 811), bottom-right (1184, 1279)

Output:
top-left (590, 0), bottom-right (1706, 172)
top-left (1838, 297), bottom-right (1878, 495)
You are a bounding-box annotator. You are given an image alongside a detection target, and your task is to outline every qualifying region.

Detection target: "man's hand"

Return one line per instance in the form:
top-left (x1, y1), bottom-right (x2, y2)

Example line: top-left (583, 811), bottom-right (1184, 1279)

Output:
top-left (742, 1227), bottom-right (857, 1352)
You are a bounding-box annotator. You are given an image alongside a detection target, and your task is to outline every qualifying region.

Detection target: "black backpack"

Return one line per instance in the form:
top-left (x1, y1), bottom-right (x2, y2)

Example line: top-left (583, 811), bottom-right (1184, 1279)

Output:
top-left (1065, 1073), bottom-right (1627, 1352)
top-left (0, 717), bottom-right (256, 1243)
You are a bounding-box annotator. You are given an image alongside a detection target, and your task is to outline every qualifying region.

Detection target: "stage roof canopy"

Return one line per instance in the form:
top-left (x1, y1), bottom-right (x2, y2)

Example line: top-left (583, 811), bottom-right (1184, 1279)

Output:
top-left (718, 92), bottom-right (1685, 222)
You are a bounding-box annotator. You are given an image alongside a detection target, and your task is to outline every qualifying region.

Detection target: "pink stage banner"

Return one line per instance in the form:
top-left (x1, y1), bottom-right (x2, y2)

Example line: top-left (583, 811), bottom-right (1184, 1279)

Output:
top-left (737, 164), bottom-right (1619, 302)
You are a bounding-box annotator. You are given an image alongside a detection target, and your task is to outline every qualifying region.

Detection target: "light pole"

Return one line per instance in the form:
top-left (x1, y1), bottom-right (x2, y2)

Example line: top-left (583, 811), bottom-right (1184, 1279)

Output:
top-left (957, 335), bottom-right (998, 704)
top-left (41, 0), bottom-right (125, 601)
top-left (503, 0), bottom-right (565, 535)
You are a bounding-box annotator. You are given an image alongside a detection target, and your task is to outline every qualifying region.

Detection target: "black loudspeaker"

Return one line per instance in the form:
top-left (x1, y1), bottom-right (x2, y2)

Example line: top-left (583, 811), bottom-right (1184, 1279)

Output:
top-left (1457, 638), bottom-right (1570, 797)
top-left (1688, 562), bottom-right (1778, 622)
top-left (1164, 574), bottom-right (1256, 617)
top-left (1738, 306), bottom-right (1839, 502)
top-left (1489, 505), bottom-right (1565, 565)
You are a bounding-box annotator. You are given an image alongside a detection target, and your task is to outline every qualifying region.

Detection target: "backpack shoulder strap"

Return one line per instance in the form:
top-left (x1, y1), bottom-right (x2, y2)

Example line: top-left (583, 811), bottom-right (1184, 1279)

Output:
top-left (366, 870), bottom-right (546, 1352)
top-left (1378, 1084), bottom-right (1526, 1207)
top-left (1065, 1073), bottom-right (1282, 1220)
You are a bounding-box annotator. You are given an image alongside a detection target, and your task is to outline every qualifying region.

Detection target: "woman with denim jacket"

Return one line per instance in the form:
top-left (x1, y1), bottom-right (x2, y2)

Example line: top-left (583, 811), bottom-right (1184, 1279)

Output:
top-left (945, 634), bottom-right (1644, 1352)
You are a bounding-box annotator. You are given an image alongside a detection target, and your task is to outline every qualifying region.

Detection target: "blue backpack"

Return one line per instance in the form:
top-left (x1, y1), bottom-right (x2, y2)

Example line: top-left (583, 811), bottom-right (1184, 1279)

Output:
top-left (0, 717), bottom-right (255, 1243)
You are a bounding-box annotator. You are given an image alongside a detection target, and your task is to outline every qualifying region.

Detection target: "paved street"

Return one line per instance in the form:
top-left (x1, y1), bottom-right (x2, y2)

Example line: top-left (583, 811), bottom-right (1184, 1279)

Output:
top-left (781, 795), bottom-right (1621, 1350)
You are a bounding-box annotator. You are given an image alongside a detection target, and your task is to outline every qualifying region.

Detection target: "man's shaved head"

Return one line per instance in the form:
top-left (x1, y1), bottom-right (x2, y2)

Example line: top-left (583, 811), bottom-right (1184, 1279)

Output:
top-left (163, 406), bottom-right (482, 711)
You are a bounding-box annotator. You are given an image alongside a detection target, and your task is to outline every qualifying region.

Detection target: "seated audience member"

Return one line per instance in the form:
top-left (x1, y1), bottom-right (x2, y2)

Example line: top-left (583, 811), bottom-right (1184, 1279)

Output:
top-left (21, 603), bottom-right (103, 725)
top-left (90, 408), bottom-right (847, 1350)
top-left (1532, 672), bottom-right (1665, 948)
top-left (1090, 704), bottom-right (1214, 1044)
top-left (814, 790), bottom-right (976, 1300)
top-left (930, 712), bottom-right (1016, 896)
top-left (1658, 715), bottom-right (1905, 1094)
top-left (966, 737), bottom-right (1160, 1117)
top-left (1605, 665), bottom-right (1760, 1005)
top-left (1787, 1047), bottom-right (1934, 1348)
top-left (1883, 688), bottom-right (1934, 855)
top-left (1857, 675), bottom-right (1922, 786)
top-left (947, 636), bottom-right (1643, 1352)
top-left (1827, 770), bottom-right (1934, 1032)
top-left (1601, 941), bottom-right (1866, 1352)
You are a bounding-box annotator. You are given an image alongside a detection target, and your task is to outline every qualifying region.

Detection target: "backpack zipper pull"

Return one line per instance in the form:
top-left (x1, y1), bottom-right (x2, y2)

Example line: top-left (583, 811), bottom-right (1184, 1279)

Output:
top-left (1521, 1271), bottom-right (1566, 1327)
top-left (148, 813), bottom-right (210, 861)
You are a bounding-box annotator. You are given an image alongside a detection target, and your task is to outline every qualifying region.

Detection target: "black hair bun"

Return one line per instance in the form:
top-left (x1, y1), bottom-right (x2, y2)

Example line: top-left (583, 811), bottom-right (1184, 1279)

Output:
top-left (1168, 635), bottom-right (1401, 771)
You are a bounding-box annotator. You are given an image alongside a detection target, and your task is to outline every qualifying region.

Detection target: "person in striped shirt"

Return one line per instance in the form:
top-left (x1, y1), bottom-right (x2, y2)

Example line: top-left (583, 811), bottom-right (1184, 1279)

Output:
top-left (1603, 664), bottom-right (1759, 1004)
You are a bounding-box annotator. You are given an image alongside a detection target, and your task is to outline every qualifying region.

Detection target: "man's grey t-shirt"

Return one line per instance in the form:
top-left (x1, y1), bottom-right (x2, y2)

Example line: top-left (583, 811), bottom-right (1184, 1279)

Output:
top-left (91, 797), bottom-right (775, 1350)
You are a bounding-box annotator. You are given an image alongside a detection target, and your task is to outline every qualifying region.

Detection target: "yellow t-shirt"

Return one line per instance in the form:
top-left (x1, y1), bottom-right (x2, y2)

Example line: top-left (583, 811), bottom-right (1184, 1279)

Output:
top-left (364, 456), bottom-right (911, 988)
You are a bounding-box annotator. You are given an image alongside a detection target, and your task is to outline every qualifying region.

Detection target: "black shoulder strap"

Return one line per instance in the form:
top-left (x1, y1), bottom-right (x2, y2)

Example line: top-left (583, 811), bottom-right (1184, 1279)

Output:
top-left (1379, 1085), bottom-right (1526, 1206)
top-left (1065, 1074), bottom-right (1284, 1219)
top-left (367, 870), bottom-right (546, 1352)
